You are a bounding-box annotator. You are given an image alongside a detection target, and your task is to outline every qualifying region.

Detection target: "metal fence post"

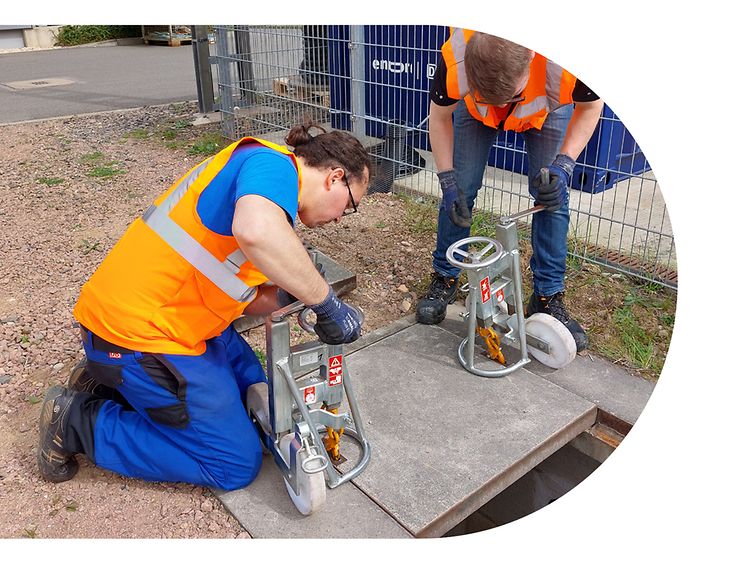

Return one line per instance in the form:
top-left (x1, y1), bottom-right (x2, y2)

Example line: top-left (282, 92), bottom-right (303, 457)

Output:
top-left (234, 25), bottom-right (256, 108)
top-left (349, 25), bottom-right (366, 140)
top-left (191, 25), bottom-right (214, 115)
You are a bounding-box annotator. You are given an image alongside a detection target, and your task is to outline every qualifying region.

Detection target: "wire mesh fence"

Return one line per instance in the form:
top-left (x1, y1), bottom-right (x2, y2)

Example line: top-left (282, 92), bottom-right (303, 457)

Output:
top-left (212, 25), bottom-right (676, 289)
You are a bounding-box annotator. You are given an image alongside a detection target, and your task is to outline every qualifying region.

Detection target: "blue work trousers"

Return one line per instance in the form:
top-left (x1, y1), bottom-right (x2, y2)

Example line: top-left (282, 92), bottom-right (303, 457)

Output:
top-left (432, 101), bottom-right (574, 297)
top-left (81, 325), bottom-right (266, 490)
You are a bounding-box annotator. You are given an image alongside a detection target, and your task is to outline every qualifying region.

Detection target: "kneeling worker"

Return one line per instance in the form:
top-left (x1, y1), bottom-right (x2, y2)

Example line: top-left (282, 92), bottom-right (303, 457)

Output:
top-left (38, 121), bottom-right (372, 490)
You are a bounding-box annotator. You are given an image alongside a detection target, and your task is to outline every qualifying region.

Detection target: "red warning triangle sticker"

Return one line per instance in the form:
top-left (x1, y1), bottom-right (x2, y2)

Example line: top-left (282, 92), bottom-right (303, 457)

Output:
top-left (329, 356), bottom-right (341, 367)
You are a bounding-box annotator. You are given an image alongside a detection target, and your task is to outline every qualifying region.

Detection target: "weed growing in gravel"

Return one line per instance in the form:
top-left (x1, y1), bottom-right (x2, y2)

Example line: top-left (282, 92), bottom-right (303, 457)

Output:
top-left (80, 151), bottom-right (125, 179)
top-left (128, 129), bottom-right (149, 139)
top-left (188, 133), bottom-right (225, 156)
top-left (255, 349), bottom-right (266, 366)
top-left (397, 194), bottom-right (437, 234)
top-left (88, 164), bottom-right (125, 178)
top-left (36, 177), bottom-right (64, 186)
top-left (80, 151), bottom-right (105, 163)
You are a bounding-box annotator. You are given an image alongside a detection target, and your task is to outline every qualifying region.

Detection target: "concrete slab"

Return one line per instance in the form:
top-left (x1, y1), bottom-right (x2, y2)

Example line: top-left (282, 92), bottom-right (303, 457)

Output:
top-left (214, 457), bottom-right (411, 538)
top-left (441, 303), bottom-right (655, 429)
top-left (216, 316), bottom-right (596, 538)
top-left (528, 355), bottom-right (655, 428)
top-left (342, 322), bottom-right (596, 537)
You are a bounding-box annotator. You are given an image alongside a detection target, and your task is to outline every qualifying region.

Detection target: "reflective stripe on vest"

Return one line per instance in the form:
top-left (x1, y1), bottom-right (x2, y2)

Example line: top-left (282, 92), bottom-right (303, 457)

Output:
top-left (510, 60), bottom-right (565, 121)
top-left (450, 29), bottom-right (469, 97)
top-left (141, 159), bottom-right (257, 303)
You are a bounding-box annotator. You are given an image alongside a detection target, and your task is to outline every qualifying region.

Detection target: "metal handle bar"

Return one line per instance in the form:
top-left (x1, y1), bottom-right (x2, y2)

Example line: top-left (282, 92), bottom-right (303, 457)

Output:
top-left (271, 300), bottom-right (307, 323)
top-left (499, 204), bottom-right (547, 225)
top-left (297, 306), bottom-right (365, 335)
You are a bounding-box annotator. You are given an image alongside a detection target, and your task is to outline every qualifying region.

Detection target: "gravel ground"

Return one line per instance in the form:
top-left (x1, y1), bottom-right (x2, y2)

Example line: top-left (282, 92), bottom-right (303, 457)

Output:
top-left (0, 103), bottom-right (435, 538)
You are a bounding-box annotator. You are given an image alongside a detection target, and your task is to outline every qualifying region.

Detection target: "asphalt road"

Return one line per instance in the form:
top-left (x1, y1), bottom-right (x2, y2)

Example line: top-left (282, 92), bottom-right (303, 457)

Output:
top-left (0, 44), bottom-right (198, 124)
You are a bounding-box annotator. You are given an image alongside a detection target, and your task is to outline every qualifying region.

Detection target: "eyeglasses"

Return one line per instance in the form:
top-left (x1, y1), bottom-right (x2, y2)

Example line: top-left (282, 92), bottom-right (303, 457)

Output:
top-left (474, 91), bottom-right (526, 107)
top-left (341, 174), bottom-right (358, 216)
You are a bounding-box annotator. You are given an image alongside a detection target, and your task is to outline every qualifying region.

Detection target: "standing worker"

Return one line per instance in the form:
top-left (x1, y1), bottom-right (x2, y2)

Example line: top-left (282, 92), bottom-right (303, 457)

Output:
top-left (416, 28), bottom-right (604, 351)
top-left (37, 121), bottom-right (372, 490)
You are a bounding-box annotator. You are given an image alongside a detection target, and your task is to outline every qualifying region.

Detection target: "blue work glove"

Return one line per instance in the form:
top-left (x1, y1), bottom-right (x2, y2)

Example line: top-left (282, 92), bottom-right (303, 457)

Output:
top-left (532, 154), bottom-right (575, 212)
top-left (310, 286), bottom-right (362, 345)
top-left (438, 170), bottom-right (472, 228)
top-left (277, 262), bottom-right (326, 307)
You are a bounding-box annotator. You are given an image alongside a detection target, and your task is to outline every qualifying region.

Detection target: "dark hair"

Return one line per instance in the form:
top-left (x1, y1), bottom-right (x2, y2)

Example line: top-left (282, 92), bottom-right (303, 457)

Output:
top-left (465, 33), bottom-right (532, 106)
top-left (285, 118), bottom-right (373, 186)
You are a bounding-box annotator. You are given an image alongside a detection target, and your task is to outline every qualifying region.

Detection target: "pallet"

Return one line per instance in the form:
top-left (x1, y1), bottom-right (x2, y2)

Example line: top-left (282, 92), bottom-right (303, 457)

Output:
top-left (272, 75), bottom-right (330, 107)
top-left (143, 37), bottom-right (191, 47)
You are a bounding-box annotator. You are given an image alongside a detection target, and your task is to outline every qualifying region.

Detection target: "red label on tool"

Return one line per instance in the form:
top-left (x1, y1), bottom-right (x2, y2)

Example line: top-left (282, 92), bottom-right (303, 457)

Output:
top-left (108, 352), bottom-right (122, 359)
top-left (303, 386), bottom-right (316, 405)
top-left (480, 277), bottom-right (491, 303)
top-left (496, 288), bottom-right (505, 303)
top-left (328, 355), bottom-right (343, 386)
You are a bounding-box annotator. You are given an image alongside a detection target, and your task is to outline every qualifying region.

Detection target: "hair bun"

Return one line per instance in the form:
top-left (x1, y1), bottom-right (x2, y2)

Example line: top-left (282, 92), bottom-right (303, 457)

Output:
top-left (284, 124), bottom-right (314, 148)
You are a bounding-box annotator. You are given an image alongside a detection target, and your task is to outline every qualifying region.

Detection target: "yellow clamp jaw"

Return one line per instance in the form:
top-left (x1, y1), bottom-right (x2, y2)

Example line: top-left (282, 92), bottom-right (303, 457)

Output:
top-left (477, 326), bottom-right (505, 365)
top-left (322, 405), bottom-right (344, 461)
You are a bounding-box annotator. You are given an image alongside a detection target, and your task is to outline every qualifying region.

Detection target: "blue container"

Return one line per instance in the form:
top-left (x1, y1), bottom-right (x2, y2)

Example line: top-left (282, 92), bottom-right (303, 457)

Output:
top-left (328, 26), bottom-right (649, 194)
top-left (488, 105), bottom-right (650, 193)
top-left (327, 25), bottom-right (448, 150)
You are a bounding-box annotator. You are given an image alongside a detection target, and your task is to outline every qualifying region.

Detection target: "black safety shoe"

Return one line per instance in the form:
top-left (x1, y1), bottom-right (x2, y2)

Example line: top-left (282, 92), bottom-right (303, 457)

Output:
top-left (416, 273), bottom-right (459, 325)
top-left (68, 359), bottom-right (130, 407)
top-left (526, 292), bottom-right (589, 352)
top-left (67, 359), bottom-right (102, 395)
top-left (37, 385), bottom-right (79, 483)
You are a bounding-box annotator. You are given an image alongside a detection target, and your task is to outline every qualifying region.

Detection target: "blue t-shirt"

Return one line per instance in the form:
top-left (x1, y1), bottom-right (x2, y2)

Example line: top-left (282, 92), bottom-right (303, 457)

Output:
top-left (196, 144), bottom-right (299, 236)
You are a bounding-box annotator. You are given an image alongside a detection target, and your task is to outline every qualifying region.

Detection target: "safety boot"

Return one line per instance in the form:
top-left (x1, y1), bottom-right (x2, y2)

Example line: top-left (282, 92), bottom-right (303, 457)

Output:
top-left (68, 359), bottom-right (130, 407)
top-left (416, 273), bottom-right (459, 325)
top-left (67, 359), bottom-right (103, 395)
top-left (526, 292), bottom-right (589, 352)
top-left (37, 385), bottom-right (79, 483)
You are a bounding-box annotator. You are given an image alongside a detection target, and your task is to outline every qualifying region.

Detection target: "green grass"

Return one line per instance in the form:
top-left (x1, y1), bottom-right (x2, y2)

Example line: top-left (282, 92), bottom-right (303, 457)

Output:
top-left (80, 151), bottom-right (125, 178)
top-left (188, 134), bottom-right (225, 156)
top-left (255, 349), bottom-right (267, 366)
top-left (611, 304), bottom-right (656, 370)
top-left (127, 129), bottom-right (150, 140)
top-left (397, 194), bottom-right (437, 234)
top-left (88, 164), bottom-right (124, 178)
top-left (80, 151), bottom-right (105, 163)
top-left (36, 177), bottom-right (64, 186)
top-left (469, 209), bottom-right (497, 238)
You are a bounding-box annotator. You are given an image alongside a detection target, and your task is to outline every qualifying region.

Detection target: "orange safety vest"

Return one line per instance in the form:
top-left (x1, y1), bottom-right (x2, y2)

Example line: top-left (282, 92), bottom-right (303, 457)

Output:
top-left (442, 28), bottom-right (578, 132)
top-left (73, 137), bottom-right (302, 356)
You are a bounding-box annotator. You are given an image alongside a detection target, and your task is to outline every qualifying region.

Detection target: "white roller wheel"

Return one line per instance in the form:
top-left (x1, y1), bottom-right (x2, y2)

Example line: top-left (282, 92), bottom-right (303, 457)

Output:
top-left (525, 313), bottom-right (577, 369)
top-left (279, 433), bottom-right (326, 516)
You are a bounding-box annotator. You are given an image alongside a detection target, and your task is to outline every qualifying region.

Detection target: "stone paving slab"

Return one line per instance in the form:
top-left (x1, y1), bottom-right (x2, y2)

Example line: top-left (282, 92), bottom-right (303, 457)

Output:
top-left (216, 318), bottom-right (596, 538)
top-left (441, 303), bottom-right (655, 428)
top-left (343, 322), bottom-right (597, 537)
top-left (215, 457), bottom-right (411, 539)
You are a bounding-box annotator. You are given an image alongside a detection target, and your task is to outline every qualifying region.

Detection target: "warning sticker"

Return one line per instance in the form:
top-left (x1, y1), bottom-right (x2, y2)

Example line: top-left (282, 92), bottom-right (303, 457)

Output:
top-left (480, 277), bottom-right (491, 303)
top-left (328, 355), bottom-right (343, 386)
top-left (495, 288), bottom-right (505, 303)
top-left (304, 386), bottom-right (316, 405)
